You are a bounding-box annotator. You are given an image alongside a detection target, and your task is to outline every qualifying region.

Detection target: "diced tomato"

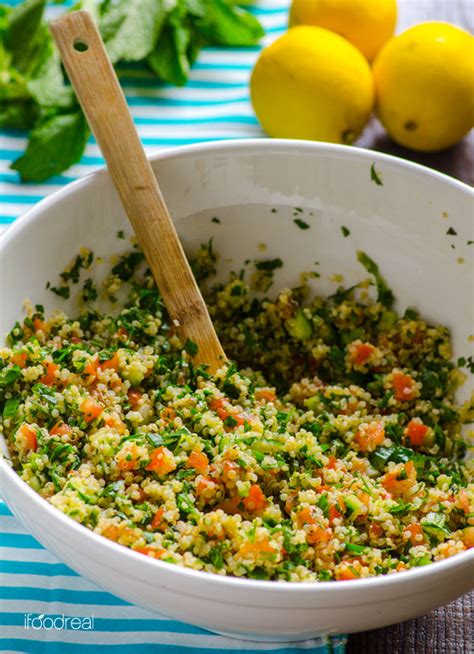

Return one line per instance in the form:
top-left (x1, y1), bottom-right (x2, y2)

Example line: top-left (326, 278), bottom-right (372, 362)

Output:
top-left (33, 318), bottom-right (47, 333)
top-left (196, 476), bottom-right (217, 496)
top-left (215, 495), bottom-right (241, 514)
top-left (186, 450), bottom-right (209, 474)
top-left (83, 359), bottom-right (98, 381)
top-left (392, 371), bottom-right (416, 402)
top-left (238, 537), bottom-right (275, 558)
top-left (350, 342), bottom-right (375, 365)
top-left (160, 407), bottom-right (176, 423)
top-left (127, 389), bottom-right (142, 408)
top-left (209, 397), bottom-right (244, 427)
top-left (11, 352), bottom-right (27, 368)
top-left (457, 489), bottom-right (471, 514)
top-left (296, 504), bottom-right (331, 542)
top-left (227, 413), bottom-right (245, 428)
top-left (307, 525), bottom-right (331, 545)
top-left (104, 413), bottom-right (126, 435)
top-left (80, 397), bottom-right (104, 422)
top-left (17, 424), bottom-right (37, 452)
top-left (297, 506), bottom-right (317, 527)
top-left (405, 420), bottom-right (428, 447)
top-left (101, 352), bottom-right (120, 370)
top-left (284, 492), bottom-right (297, 515)
top-left (40, 362), bottom-right (60, 386)
top-left (354, 421), bottom-right (385, 452)
top-left (381, 461), bottom-right (417, 497)
top-left (255, 388), bottom-right (276, 403)
top-left (326, 455), bottom-right (337, 470)
top-left (103, 523), bottom-right (136, 544)
top-left (351, 458), bottom-right (368, 473)
top-left (134, 546), bottom-right (165, 558)
top-left (329, 499), bottom-right (345, 525)
top-left (369, 522), bottom-right (383, 539)
top-left (209, 397), bottom-right (228, 419)
top-left (221, 460), bottom-right (240, 483)
top-left (335, 563), bottom-right (359, 581)
top-left (404, 523), bottom-right (425, 546)
top-left (462, 526), bottom-right (474, 549)
top-left (50, 422), bottom-right (72, 437)
top-left (145, 447), bottom-right (176, 475)
top-left (242, 484), bottom-right (268, 512)
top-left (150, 507), bottom-right (165, 530)
top-left (358, 492), bottom-right (371, 508)
top-left (117, 444), bottom-right (139, 471)
top-left (102, 524), bottom-right (120, 541)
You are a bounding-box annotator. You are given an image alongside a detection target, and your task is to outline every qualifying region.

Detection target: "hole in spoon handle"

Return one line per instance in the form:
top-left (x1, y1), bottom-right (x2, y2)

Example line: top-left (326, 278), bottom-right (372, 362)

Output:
top-left (73, 39), bottom-right (89, 52)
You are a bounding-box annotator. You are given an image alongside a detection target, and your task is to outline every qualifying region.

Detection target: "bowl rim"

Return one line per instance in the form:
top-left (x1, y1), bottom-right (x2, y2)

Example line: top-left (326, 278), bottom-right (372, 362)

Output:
top-left (1, 138), bottom-right (472, 251)
top-left (1, 138), bottom-right (473, 597)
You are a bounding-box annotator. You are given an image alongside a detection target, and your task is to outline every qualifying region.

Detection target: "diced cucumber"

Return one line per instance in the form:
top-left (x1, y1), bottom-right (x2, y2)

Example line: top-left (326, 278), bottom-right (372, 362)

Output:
top-left (345, 494), bottom-right (366, 518)
top-left (287, 310), bottom-right (312, 340)
top-left (379, 310), bottom-right (398, 330)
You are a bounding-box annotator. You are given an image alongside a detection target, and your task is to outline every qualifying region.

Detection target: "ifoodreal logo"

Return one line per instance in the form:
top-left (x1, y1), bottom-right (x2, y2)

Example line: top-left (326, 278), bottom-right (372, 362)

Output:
top-left (24, 613), bottom-right (94, 630)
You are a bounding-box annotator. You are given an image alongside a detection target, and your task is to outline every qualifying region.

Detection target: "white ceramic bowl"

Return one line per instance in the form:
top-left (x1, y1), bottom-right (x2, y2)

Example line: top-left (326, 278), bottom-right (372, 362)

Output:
top-left (1, 140), bottom-right (473, 641)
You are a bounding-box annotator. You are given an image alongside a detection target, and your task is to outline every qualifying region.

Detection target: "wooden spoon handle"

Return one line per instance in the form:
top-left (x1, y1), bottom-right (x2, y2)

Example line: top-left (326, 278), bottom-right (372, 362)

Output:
top-left (50, 11), bottom-right (226, 372)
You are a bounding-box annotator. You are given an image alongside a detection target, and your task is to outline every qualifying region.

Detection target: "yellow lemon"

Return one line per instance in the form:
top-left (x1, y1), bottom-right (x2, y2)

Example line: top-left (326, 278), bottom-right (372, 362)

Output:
top-left (250, 26), bottom-right (374, 144)
top-left (289, 0), bottom-right (397, 61)
top-left (373, 22), bottom-right (474, 152)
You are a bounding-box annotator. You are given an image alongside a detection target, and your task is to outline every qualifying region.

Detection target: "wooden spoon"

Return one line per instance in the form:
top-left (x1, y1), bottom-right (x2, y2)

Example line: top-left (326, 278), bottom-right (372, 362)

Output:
top-left (50, 11), bottom-right (226, 373)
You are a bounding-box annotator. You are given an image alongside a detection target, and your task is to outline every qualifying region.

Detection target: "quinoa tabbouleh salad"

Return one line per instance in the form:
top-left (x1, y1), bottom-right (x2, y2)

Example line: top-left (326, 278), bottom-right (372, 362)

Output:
top-left (1, 241), bottom-right (473, 582)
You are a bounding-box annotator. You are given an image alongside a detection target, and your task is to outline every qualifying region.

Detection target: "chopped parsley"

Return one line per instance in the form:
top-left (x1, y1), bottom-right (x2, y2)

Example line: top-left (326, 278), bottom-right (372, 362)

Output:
top-left (341, 226), bottom-right (350, 237)
top-left (357, 250), bottom-right (394, 308)
top-left (47, 284), bottom-right (70, 299)
top-left (294, 219), bottom-right (310, 230)
top-left (370, 163), bottom-right (383, 186)
top-left (112, 251), bottom-right (145, 282)
top-left (254, 258), bottom-right (283, 272)
top-left (81, 279), bottom-right (98, 303)
top-left (184, 339), bottom-right (198, 357)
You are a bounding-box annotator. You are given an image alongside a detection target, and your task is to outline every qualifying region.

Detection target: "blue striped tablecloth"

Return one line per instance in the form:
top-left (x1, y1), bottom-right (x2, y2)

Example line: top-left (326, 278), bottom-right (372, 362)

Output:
top-left (0, 496), bottom-right (346, 653)
top-left (0, 1), bottom-right (347, 651)
top-left (1, 0), bottom-right (284, 230)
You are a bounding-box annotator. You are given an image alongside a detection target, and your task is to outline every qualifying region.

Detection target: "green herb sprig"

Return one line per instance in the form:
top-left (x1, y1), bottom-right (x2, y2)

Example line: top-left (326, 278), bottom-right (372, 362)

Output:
top-left (0, 0), bottom-right (264, 181)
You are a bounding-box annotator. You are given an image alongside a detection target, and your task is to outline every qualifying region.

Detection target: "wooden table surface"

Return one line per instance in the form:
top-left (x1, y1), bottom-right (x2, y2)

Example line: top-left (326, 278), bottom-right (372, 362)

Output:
top-left (348, 1), bottom-right (473, 651)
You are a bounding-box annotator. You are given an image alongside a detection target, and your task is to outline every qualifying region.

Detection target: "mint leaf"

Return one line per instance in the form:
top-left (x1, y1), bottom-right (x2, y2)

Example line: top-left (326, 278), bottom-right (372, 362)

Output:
top-left (0, 41), bottom-right (31, 101)
top-left (101, 0), bottom-right (166, 63)
top-left (5, 0), bottom-right (46, 70)
top-left (0, 100), bottom-right (38, 129)
top-left (3, 397), bottom-right (21, 419)
top-left (11, 111), bottom-right (89, 182)
top-left (98, 0), bottom-right (129, 42)
top-left (26, 33), bottom-right (73, 108)
top-left (196, 0), bottom-right (264, 46)
top-left (147, 22), bottom-right (191, 86)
